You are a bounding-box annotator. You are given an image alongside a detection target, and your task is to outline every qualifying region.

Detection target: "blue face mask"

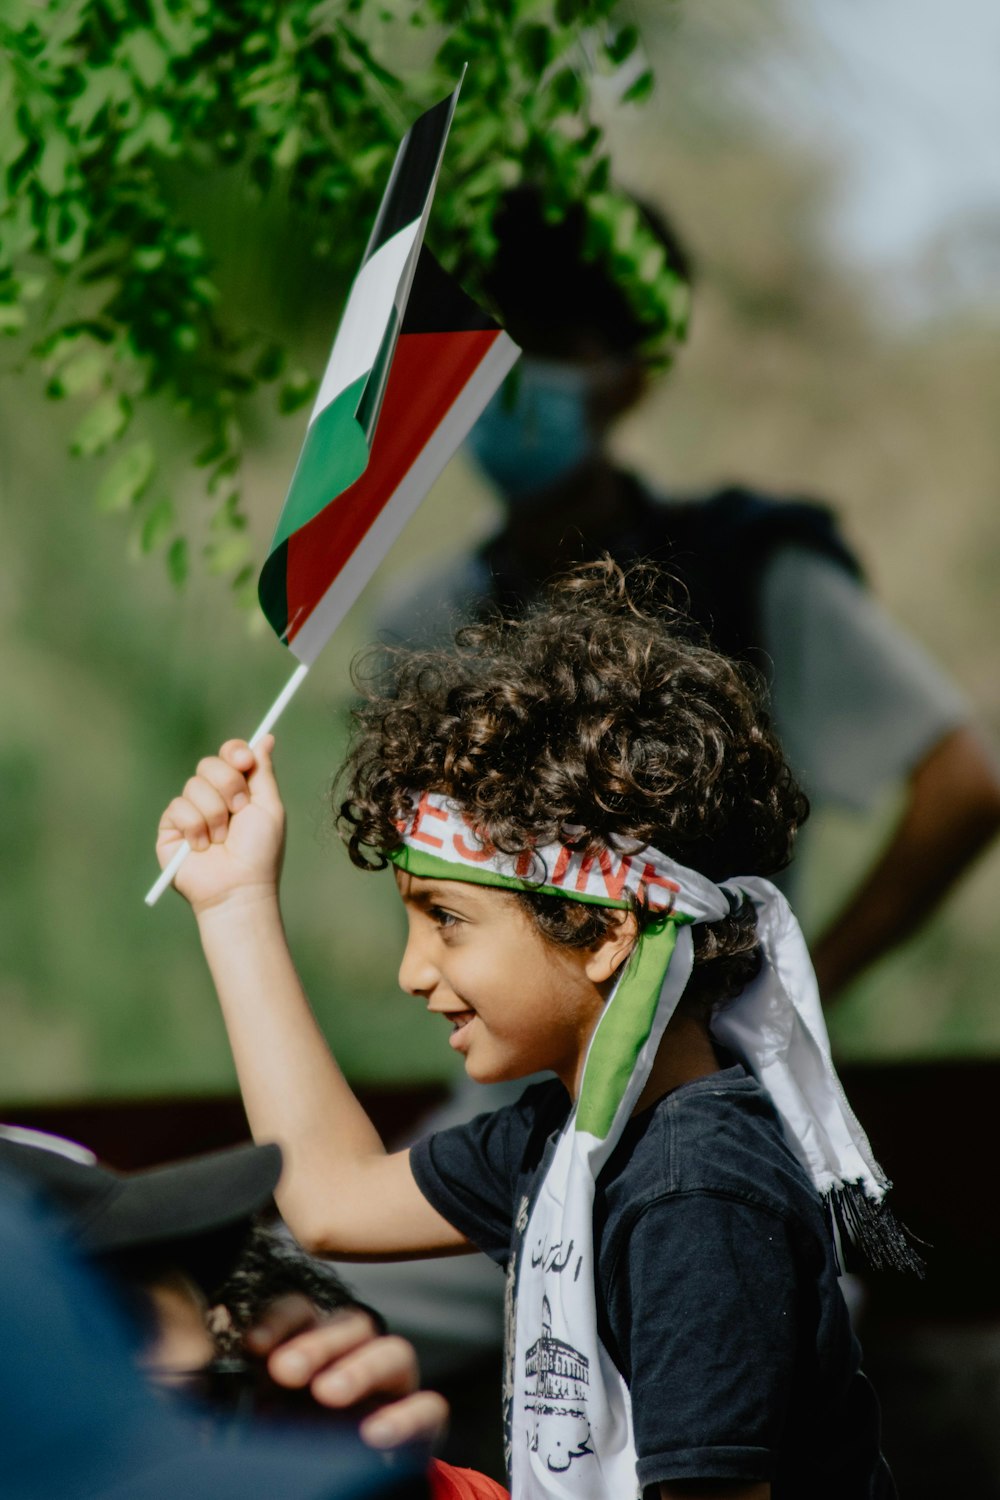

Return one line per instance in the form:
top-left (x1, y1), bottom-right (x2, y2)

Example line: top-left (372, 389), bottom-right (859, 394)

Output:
top-left (466, 359), bottom-right (597, 503)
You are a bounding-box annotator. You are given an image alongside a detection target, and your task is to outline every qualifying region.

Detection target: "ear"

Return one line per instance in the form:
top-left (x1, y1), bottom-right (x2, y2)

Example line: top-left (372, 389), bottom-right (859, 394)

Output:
top-left (584, 909), bottom-right (639, 985)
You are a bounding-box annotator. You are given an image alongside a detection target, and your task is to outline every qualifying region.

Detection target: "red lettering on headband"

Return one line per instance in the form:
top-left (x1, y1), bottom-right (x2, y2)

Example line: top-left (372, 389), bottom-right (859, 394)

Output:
top-left (637, 861), bottom-right (680, 909)
top-left (515, 850), bottom-right (535, 878)
top-left (573, 850), bottom-right (635, 899)
top-left (410, 792), bottom-right (447, 848)
top-left (549, 845), bottom-right (573, 887)
top-left (454, 814), bottom-right (496, 863)
top-left (597, 850), bottom-right (633, 901)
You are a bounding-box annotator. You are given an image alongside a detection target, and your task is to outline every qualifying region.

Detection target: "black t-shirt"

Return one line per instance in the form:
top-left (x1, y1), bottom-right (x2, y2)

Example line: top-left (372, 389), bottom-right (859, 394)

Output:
top-left (410, 1066), bottom-right (894, 1498)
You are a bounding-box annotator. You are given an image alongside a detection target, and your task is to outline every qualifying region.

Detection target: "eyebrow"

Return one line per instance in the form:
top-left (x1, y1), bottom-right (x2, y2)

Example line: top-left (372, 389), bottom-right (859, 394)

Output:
top-left (398, 878), bottom-right (486, 913)
top-left (397, 880), bottom-right (459, 907)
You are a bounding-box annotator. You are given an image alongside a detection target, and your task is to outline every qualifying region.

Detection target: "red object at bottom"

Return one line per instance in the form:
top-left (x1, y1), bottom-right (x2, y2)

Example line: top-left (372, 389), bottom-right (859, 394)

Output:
top-left (427, 1459), bottom-right (510, 1500)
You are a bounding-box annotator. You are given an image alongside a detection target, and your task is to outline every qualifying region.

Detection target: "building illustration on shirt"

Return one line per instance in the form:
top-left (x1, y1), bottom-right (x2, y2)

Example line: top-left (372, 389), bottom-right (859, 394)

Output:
top-left (526, 1295), bottom-right (590, 1398)
top-left (524, 1295), bottom-right (593, 1472)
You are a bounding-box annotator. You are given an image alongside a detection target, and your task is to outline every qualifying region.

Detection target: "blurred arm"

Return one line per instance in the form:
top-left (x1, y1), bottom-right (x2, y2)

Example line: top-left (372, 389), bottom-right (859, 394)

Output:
top-left (761, 547), bottom-right (1000, 999)
top-left (811, 724), bottom-right (1000, 1000)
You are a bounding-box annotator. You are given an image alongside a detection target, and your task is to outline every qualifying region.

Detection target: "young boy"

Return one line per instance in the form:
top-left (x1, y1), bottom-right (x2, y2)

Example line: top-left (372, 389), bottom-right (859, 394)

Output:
top-left (158, 561), bottom-right (902, 1499)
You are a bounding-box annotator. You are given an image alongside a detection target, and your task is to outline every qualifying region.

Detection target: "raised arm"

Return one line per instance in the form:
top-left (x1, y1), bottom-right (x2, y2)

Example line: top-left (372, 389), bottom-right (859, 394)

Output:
top-left (157, 737), bottom-right (470, 1260)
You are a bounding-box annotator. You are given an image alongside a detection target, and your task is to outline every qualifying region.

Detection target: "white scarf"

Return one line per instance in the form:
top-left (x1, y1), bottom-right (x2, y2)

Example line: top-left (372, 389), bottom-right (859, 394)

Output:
top-left (392, 792), bottom-right (912, 1499)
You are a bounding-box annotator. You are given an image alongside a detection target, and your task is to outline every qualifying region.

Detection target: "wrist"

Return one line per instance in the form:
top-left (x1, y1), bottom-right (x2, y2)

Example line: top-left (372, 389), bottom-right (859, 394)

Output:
top-left (193, 881), bottom-right (282, 925)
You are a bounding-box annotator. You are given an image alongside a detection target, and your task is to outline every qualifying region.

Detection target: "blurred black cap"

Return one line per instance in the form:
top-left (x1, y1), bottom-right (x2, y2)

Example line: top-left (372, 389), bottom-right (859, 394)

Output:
top-left (0, 1125), bottom-right (281, 1254)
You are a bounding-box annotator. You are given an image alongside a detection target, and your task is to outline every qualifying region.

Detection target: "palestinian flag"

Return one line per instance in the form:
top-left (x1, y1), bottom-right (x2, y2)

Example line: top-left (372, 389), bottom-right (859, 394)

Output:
top-left (258, 84), bottom-right (520, 664)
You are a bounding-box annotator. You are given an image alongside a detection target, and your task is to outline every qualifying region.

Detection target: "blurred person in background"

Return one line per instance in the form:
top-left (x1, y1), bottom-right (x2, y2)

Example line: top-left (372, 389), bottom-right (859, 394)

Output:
top-left (0, 1127), bottom-right (508, 1500)
top-left (364, 182), bottom-right (1000, 1451)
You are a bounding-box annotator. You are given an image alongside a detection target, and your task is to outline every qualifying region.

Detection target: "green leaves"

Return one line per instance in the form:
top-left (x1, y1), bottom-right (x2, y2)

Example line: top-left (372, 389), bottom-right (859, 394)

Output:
top-left (36, 134), bottom-right (74, 196)
top-left (118, 30), bottom-right (171, 91)
top-left (47, 345), bottom-right (108, 398)
top-left (96, 441), bottom-right (156, 512)
top-left (66, 65), bottom-right (133, 134)
top-left (70, 393), bottom-right (131, 456)
top-left (0, 301), bottom-right (26, 333)
top-left (3, 0), bottom-right (684, 600)
top-left (140, 496), bottom-right (175, 553)
top-left (516, 22), bottom-right (553, 75)
top-left (116, 109), bottom-right (179, 164)
top-left (606, 24), bottom-right (639, 65)
top-left (167, 535), bottom-right (189, 586)
top-left (279, 369), bottom-right (318, 414)
top-left (621, 68), bottom-right (655, 105)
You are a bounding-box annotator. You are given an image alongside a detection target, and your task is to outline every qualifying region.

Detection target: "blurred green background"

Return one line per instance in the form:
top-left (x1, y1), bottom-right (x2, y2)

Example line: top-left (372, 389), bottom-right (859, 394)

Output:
top-left (3, 0), bottom-right (1000, 1104)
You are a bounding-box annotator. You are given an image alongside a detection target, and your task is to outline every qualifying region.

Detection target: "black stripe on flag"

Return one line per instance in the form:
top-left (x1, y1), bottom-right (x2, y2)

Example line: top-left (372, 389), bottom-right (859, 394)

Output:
top-left (364, 88), bottom-right (459, 262)
top-left (259, 536), bottom-right (290, 643)
top-left (401, 247), bottom-right (500, 335)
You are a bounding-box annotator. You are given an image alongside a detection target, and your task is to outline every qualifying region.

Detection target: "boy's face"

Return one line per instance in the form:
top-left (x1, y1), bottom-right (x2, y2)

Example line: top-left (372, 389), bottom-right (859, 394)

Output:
top-left (394, 871), bottom-right (613, 1094)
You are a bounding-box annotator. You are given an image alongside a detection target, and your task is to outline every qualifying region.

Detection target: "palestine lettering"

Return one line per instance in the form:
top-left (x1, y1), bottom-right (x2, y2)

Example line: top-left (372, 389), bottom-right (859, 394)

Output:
top-left (407, 792), bottom-right (680, 908)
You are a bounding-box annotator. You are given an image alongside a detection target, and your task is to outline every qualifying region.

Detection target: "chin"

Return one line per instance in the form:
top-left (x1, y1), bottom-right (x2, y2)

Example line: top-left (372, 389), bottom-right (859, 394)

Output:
top-left (465, 1054), bottom-right (528, 1086)
top-left (463, 1056), bottom-right (498, 1084)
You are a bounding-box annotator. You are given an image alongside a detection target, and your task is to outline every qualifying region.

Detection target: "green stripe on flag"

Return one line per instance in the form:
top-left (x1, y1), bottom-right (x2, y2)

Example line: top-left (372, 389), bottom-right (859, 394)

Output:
top-left (270, 374), bottom-right (371, 551)
top-left (575, 917), bottom-right (683, 1139)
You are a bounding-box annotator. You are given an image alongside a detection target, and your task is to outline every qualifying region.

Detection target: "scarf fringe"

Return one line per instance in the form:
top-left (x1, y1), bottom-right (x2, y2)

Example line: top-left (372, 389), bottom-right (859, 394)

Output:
top-left (825, 1180), bottom-right (926, 1277)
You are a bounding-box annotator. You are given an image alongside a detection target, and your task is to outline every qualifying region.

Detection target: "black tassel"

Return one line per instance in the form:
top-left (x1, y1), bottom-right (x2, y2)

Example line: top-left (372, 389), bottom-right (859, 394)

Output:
top-left (825, 1181), bottom-right (926, 1277)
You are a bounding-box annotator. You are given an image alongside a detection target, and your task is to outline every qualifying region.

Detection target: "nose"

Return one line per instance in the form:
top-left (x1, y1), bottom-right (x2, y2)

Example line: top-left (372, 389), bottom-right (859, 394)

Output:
top-left (398, 923), bottom-right (439, 1000)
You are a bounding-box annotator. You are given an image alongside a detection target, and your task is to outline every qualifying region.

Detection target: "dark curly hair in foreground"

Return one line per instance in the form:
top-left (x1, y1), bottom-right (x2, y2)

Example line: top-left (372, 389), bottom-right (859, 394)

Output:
top-left (338, 560), bottom-right (808, 1012)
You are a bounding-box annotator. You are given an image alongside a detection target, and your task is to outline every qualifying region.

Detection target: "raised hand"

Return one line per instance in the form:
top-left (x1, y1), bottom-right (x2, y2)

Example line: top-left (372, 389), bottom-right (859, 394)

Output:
top-left (156, 736), bottom-right (286, 912)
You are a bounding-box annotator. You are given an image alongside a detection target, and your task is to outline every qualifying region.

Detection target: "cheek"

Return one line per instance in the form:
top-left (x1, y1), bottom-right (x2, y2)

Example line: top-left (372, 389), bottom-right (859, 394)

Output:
top-left (543, 960), bottom-right (607, 1041)
top-left (502, 950), bottom-right (595, 1030)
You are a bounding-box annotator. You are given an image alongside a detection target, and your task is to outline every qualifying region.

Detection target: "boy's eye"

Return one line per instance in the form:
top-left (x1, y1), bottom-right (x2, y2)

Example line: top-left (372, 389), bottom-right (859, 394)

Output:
top-left (430, 906), bottom-right (459, 930)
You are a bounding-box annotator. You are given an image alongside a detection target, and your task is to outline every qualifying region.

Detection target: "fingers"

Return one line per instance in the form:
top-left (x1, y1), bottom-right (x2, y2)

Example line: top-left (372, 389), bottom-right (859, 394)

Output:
top-left (359, 1389), bottom-right (450, 1450)
top-left (237, 733), bottom-right (284, 816)
top-left (158, 738), bottom-right (276, 852)
top-left (310, 1333), bottom-right (419, 1408)
top-left (266, 1308), bottom-right (385, 1390)
top-left (262, 1306), bottom-right (448, 1452)
top-left (243, 1292), bottom-right (323, 1357)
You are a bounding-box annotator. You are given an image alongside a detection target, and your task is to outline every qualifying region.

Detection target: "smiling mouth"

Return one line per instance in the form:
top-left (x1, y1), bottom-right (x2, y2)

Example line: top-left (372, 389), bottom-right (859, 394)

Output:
top-left (448, 1011), bottom-right (476, 1031)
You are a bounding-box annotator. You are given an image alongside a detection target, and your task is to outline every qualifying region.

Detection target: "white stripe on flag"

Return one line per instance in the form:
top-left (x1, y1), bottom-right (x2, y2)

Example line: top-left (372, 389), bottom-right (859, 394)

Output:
top-left (309, 221), bottom-right (421, 425)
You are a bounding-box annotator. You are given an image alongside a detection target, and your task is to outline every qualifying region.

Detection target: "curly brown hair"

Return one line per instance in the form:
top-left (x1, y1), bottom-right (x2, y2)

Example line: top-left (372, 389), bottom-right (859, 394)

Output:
top-left (338, 560), bottom-right (808, 1011)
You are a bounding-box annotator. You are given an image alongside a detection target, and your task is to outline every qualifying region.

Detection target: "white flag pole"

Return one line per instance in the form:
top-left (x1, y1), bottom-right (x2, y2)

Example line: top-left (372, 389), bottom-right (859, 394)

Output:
top-left (144, 662), bottom-right (310, 907)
